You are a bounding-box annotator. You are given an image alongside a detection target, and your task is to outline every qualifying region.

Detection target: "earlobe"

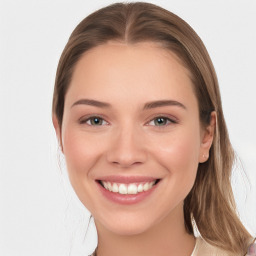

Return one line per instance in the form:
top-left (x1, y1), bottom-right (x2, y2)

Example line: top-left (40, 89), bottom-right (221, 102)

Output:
top-left (52, 114), bottom-right (64, 153)
top-left (199, 111), bottom-right (216, 163)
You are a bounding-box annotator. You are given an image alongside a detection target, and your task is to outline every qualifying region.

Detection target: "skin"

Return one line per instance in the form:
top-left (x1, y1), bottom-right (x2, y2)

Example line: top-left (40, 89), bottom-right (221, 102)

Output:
top-left (53, 42), bottom-right (215, 256)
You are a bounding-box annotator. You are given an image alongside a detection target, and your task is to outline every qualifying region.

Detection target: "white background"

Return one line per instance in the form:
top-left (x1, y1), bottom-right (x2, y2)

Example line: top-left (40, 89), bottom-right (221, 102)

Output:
top-left (0, 0), bottom-right (255, 255)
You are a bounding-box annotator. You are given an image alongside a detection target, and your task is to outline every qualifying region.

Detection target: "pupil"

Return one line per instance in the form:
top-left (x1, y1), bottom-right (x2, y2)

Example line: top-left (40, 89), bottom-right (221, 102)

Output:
top-left (155, 118), bottom-right (166, 125)
top-left (92, 118), bottom-right (101, 125)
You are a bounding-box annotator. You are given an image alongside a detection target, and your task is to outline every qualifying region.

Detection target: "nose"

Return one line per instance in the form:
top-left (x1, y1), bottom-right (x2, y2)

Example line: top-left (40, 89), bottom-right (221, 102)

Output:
top-left (106, 126), bottom-right (147, 168)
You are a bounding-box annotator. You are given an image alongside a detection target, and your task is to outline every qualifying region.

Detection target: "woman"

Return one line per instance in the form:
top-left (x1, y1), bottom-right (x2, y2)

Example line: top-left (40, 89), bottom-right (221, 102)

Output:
top-left (52, 2), bottom-right (255, 255)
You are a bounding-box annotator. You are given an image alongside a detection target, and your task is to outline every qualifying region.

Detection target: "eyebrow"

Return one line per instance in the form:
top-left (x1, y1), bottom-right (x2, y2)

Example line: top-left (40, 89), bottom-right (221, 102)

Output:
top-left (143, 100), bottom-right (186, 110)
top-left (71, 99), bottom-right (111, 108)
top-left (71, 98), bottom-right (186, 110)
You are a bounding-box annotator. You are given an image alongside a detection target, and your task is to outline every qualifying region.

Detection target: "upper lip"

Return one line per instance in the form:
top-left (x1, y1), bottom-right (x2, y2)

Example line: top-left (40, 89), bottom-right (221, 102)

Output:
top-left (96, 175), bottom-right (160, 184)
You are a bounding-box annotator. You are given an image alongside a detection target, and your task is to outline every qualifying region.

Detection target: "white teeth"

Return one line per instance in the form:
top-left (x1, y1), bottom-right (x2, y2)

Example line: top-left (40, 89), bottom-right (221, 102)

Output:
top-left (143, 182), bottom-right (149, 191)
top-left (137, 184), bottom-right (143, 192)
top-left (102, 181), bottom-right (108, 189)
top-left (112, 183), bottom-right (119, 192)
top-left (101, 180), bottom-right (158, 195)
top-left (107, 182), bottom-right (112, 192)
top-left (127, 184), bottom-right (137, 194)
top-left (149, 181), bottom-right (154, 189)
top-left (119, 184), bottom-right (127, 194)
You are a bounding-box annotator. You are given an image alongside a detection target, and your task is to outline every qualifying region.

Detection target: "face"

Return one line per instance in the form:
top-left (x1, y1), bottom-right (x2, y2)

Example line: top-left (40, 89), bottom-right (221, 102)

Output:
top-left (54, 42), bottom-right (214, 236)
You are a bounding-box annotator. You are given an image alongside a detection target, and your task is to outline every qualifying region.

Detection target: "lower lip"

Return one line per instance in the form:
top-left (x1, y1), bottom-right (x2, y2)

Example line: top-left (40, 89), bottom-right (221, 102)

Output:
top-left (96, 181), bottom-right (160, 205)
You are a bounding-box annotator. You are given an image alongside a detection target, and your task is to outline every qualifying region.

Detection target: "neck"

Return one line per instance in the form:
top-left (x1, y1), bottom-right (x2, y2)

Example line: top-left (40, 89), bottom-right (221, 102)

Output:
top-left (94, 203), bottom-right (195, 256)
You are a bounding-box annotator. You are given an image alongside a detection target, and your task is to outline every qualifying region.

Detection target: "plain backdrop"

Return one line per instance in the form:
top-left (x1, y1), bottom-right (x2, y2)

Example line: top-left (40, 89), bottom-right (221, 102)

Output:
top-left (0, 0), bottom-right (255, 255)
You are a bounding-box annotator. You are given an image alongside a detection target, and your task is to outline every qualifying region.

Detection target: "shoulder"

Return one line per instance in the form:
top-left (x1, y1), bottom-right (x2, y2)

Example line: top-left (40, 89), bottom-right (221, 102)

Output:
top-left (192, 237), bottom-right (236, 256)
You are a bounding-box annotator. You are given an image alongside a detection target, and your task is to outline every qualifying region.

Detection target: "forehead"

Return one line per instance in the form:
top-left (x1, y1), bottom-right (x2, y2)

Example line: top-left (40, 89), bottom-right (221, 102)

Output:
top-left (65, 42), bottom-right (197, 108)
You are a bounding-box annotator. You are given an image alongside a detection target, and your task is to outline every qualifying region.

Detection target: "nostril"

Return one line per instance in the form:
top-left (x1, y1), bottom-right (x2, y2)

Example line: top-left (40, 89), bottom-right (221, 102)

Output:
top-left (106, 139), bottom-right (147, 167)
top-left (112, 161), bottom-right (143, 168)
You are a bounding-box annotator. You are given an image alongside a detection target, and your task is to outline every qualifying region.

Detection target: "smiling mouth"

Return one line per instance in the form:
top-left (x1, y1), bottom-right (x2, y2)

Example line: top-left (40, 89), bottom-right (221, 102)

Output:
top-left (97, 179), bottom-right (160, 195)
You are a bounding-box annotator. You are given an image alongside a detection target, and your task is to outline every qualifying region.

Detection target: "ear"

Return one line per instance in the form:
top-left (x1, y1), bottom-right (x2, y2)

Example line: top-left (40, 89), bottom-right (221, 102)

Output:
top-left (199, 111), bottom-right (216, 163)
top-left (52, 114), bottom-right (64, 153)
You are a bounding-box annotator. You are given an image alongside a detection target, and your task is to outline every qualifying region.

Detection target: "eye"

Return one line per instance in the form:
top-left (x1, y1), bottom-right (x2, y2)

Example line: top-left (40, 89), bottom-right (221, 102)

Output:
top-left (148, 116), bottom-right (176, 126)
top-left (80, 116), bottom-right (108, 126)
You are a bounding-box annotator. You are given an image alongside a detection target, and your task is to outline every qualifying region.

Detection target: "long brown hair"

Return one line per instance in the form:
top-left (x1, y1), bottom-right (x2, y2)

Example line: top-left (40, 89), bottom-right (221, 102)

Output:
top-left (52, 2), bottom-right (252, 254)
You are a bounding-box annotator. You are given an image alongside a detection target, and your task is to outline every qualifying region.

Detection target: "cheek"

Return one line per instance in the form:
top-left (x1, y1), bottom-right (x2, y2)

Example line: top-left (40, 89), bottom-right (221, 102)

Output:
top-left (149, 127), bottom-right (201, 190)
top-left (62, 127), bottom-right (103, 179)
top-left (61, 127), bottom-right (106, 210)
top-left (152, 128), bottom-right (201, 165)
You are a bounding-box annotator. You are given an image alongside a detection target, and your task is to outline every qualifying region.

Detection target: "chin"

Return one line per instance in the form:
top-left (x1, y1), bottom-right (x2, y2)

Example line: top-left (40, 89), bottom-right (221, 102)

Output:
top-left (102, 222), bottom-right (153, 236)
top-left (94, 210), bottom-right (165, 237)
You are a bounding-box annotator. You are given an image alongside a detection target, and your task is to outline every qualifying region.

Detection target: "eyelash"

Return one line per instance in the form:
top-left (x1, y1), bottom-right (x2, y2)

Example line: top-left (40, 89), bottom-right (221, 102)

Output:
top-left (79, 115), bottom-right (177, 127)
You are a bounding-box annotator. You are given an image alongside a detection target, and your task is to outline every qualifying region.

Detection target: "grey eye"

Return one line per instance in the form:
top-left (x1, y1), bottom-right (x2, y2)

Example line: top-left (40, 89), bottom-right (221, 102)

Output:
top-left (89, 117), bottom-right (103, 125)
top-left (87, 117), bottom-right (106, 125)
top-left (154, 117), bottom-right (168, 126)
top-left (80, 116), bottom-right (107, 126)
top-left (148, 116), bottom-right (177, 127)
